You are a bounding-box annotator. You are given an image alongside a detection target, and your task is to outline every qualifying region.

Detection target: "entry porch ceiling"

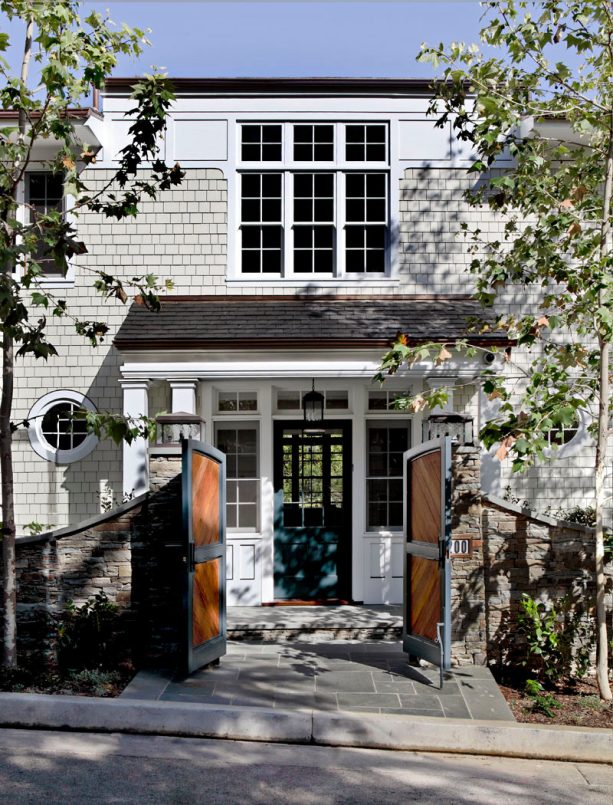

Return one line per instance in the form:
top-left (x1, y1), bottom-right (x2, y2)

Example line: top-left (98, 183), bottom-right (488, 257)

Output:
top-left (113, 295), bottom-right (505, 352)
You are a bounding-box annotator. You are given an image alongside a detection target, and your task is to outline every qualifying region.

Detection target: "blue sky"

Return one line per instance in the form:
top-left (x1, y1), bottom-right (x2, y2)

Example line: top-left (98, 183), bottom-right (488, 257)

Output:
top-left (2, 1), bottom-right (488, 78)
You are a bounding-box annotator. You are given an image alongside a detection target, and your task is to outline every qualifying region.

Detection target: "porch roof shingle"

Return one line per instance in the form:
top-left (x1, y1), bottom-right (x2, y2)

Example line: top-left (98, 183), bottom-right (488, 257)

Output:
top-left (113, 295), bottom-right (504, 352)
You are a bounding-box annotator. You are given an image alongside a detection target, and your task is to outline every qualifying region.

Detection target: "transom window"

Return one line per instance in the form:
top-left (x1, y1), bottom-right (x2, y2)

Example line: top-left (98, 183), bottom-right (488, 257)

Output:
top-left (346, 125), bottom-right (387, 162)
top-left (241, 124), bottom-right (282, 162)
top-left (238, 122), bottom-right (389, 278)
top-left (275, 388), bottom-right (349, 412)
top-left (217, 391), bottom-right (258, 413)
top-left (294, 124), bottom-right (334, 161)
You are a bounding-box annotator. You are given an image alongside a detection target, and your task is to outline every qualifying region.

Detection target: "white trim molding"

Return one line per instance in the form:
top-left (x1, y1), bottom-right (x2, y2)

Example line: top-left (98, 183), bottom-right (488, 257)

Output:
top-left (27, 389), bottom-right (98, 464)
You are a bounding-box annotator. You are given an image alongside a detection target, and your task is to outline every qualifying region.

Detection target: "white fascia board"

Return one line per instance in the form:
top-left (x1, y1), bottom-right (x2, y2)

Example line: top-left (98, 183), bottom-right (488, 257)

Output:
top-left (119, 353), bottom-right (481, 380)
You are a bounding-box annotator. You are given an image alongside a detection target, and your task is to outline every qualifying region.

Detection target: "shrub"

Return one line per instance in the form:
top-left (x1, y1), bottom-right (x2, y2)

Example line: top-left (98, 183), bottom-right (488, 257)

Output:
top-left (516, 593), bottom-right (593, 685)
top-left (524, 679), bottom-right (560, 718)
top-left (55, 592), bottom-right (121, 671)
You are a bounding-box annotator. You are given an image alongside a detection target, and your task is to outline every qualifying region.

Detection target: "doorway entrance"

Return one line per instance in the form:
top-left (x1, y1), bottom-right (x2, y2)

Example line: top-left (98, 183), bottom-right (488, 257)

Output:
top-left (273, 420), bottom-right (352, 601)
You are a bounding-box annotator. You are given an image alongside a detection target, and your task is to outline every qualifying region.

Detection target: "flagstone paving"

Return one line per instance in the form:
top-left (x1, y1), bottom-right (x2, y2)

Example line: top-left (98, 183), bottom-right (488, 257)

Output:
top-left (123, 641), bottom-right (515, 721)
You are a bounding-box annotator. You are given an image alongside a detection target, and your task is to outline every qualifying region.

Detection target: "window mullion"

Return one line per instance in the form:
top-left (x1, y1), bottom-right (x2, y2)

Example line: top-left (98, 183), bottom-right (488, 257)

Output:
top-left (284, 170), bottom-right (292, 278)
top-left (337, 171), bottom-right (345, 278)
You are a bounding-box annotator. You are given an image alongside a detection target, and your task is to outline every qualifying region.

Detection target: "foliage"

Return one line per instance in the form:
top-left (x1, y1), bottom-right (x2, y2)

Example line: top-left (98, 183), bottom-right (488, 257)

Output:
top-left (0, 0), bottom-right (184, 667)
top-left (377, 0), bottom-right (613, 700)
top-left (517, 593), bottom-right (593, 684)
top-left (55, 592), bottom-right (121, 671)
top-left (22, 520), bottom-right (54, 536)
top-left (524, 678), bottom-right (560, 718)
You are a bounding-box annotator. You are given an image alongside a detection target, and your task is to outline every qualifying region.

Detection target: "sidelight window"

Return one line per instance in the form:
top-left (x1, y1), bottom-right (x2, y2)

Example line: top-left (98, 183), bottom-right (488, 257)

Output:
top-left (366, 421), bottom-right (411, 530)
top-left (215, 423), bottom-right (260, 531)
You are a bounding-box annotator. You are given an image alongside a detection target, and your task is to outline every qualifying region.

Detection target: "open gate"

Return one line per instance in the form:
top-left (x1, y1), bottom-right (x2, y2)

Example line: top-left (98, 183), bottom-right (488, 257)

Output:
top-left (402, 436), bottom-right (452, 672)
top-left (182, 439), bottom-right (227, 675)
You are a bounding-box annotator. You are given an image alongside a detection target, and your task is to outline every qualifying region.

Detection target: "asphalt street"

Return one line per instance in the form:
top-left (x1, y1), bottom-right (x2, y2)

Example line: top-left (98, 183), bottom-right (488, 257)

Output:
top-left (0, 727), bottom-right (610, 804)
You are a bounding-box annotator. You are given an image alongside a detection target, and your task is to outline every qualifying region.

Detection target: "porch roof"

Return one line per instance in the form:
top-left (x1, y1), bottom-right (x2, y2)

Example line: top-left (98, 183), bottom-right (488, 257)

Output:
top-left (113, 295), bottom-right (506, 352)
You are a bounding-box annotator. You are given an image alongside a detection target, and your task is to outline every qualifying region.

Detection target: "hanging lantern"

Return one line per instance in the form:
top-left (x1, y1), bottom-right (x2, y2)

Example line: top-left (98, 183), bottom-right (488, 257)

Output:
top-left (423, 413), bottom-right (474, 445)
top-left (156, 412), bottom-right (204, 445)
top-left (302, 379), bottom-right (324, 424)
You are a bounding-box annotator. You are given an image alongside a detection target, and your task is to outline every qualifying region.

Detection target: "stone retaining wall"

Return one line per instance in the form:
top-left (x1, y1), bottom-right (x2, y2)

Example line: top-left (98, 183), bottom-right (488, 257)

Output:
top-left (3, 454), bottom-right (184, 664)
top-left (3, 445), bottom-right (611, 670)
top-left (482, 495), bottom-right (612, 669)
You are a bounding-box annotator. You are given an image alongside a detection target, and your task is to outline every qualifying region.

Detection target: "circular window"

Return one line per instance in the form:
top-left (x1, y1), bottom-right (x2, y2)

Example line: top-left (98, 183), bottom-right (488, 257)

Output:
top-left (544, 410), bottom-right (586, 459)
top-left (28, 390), bottom-right (98, 464)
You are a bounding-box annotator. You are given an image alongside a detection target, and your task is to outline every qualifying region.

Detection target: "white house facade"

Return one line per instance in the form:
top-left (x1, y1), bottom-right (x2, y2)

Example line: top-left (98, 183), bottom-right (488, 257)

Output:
top-left (8, 78), bottom-right (602, 607)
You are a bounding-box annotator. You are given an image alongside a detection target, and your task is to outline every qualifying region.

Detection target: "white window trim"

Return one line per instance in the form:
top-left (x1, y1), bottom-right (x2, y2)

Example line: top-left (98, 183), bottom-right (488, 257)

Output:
top-left (214, 419), bottom-right (261, 533)
top-left (235, 120), bottom-right (391, 281)
top-left (28, 389), bottom-right (98, 464)
top-left (365, 417), bottom-right (412, 535)
top-left (18, 169), bottom-right (76, 288)
top-left (542, 408), bottom-right (589, 460)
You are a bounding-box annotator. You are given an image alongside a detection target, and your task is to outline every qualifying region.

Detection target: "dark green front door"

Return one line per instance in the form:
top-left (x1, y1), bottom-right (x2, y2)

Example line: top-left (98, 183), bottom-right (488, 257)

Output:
top-left (273, 421), bottom-right (352, 601)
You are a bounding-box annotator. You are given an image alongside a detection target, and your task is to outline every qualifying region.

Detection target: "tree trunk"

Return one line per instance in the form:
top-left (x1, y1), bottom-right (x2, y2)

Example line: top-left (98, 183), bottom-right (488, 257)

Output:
top-left (1, 7), bottom-right (33, 667)
top-left (0, 334), bottom-right (16, 667)
top-left (595, 108), bottom-right (613, 701)
top-left (595, 337), bottom-right (612, 701)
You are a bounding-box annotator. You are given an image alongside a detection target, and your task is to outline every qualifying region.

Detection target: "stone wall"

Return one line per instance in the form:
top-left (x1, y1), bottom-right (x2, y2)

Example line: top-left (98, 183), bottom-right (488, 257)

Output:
top-left (4, 454), bottom-right (184, 665)
top-left (482, 495), bottom-right (612, 669)
top-left (450, 446), bottom-right (487, 666)
top-left (5, 444), bottom-right (611, 672)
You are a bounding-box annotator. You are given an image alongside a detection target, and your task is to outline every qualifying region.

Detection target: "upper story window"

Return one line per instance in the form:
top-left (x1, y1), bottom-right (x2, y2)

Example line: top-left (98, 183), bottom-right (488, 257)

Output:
top-left (241, 124), bottom-right (282, 162)
top-left (294, 124), bottom-right (334, 161)
top-left (26, 172), bottom-right (64, 277)
top-left (238, 121), bottom-right (389, 279)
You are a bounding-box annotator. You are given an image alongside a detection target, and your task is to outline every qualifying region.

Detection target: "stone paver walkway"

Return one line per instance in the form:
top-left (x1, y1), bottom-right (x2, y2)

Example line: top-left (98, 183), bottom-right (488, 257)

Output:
top-left (124, 641), bottom-right (514, 721)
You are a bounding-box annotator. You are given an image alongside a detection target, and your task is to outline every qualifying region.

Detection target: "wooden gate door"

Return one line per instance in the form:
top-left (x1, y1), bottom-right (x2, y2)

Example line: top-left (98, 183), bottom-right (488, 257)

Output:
top-left (182, 439), bottom-right (226, 675)
top-left (403, 436), bottom-right (452, 670)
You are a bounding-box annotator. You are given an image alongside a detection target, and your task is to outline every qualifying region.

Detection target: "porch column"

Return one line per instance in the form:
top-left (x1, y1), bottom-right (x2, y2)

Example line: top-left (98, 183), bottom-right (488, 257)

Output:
top-left (169, 379), bottom-right (198, 414)
top-left (120, 379), bottom-right (149, 497)
top-left (425, 376), bottom-right (455, 411)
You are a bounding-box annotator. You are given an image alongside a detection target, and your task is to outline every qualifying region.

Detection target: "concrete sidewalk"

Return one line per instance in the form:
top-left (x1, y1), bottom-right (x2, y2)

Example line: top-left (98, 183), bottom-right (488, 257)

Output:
top-left (0, 690), bottom-right (610, 764)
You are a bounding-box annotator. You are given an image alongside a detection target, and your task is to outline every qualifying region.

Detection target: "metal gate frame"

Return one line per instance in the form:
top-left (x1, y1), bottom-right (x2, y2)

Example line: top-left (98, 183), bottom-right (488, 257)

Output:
top-left (402, 436), bottom-right (452, 671)
top-left (182, 438), bottom-right (227, 676)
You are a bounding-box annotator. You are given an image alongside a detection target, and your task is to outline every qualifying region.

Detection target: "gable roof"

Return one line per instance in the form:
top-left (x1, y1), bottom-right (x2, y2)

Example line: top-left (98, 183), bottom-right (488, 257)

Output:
top-left (114, 295), bottom-right (505, 352)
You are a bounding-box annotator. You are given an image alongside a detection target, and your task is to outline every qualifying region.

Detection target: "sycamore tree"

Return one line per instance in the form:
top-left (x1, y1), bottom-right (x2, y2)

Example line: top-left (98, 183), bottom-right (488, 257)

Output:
top-left (380, 0), bottom-right (612, 698)
top-left (0, 0), bottom-right (184, 667)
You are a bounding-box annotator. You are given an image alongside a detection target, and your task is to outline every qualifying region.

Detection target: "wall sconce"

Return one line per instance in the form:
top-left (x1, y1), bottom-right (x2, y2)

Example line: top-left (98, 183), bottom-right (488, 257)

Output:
top-left (156, 412), bottom-right (204, 445)
top-left (424, 413), bottom-right (474, 445)
top-left (302, 380), bottom-right (324, 424)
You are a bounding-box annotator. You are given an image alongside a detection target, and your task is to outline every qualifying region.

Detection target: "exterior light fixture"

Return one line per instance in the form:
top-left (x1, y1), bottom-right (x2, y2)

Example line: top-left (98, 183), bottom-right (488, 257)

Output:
top-left (302, 380), bottom-right (324, 424)
top-left (424, 413), bottom-right (474, 446)
top-left (156, 412), bottom-right (204, 445)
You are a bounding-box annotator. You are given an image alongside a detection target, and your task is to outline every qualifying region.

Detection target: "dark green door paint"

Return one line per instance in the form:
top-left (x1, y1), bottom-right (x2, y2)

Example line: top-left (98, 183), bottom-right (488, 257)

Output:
top-left (273, 421), bottom-right (352, 601)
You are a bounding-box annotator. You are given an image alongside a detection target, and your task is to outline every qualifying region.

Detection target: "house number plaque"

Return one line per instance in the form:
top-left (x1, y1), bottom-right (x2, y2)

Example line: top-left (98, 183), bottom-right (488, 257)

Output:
top-left (449, 538), bottom-right (471, 557)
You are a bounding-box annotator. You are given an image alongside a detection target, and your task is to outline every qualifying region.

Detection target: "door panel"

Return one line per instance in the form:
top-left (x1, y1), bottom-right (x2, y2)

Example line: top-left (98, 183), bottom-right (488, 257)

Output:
top-left (403, 437), bottom-right (452, 669)
top-left (183, 440), bottom-right (226, 675)
top-left (274, 421), bottom-right (351, 601)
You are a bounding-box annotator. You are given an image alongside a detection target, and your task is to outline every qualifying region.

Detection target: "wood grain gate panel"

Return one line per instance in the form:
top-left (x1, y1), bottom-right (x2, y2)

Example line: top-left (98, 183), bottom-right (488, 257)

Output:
top-left (183, 440), bottom-right (226, 675)
top-left (403, 437), bottom-right (451, 670)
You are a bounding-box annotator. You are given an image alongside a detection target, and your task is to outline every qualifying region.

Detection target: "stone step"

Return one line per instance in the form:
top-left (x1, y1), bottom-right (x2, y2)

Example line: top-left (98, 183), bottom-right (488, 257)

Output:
top-left (227, 604), bottom-right (403, 643)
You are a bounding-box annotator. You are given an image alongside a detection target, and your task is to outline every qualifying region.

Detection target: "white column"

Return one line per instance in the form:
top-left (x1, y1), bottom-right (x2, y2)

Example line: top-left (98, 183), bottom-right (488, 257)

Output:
top-left (120, 379), bottom-right (149, 497)
top-left (424, 376), bottom-right (455, 412)
top-left (170, 379), bottom-right (198, 414)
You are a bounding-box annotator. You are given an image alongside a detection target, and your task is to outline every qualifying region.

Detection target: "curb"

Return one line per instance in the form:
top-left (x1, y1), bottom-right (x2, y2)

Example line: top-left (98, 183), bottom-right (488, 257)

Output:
top-left (0, 692), bottom-right (610, 764)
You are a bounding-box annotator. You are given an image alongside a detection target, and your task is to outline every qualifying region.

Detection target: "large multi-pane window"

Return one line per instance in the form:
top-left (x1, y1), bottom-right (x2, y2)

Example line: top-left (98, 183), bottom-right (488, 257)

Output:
top-left (215, 423), bottom-right (259, 531)
top-left (238, 122), bottom-right (389, 277)
top-left (366, 421), bottom-right (411, 531)
top-left (26, 172), bottom-right (64, 276)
